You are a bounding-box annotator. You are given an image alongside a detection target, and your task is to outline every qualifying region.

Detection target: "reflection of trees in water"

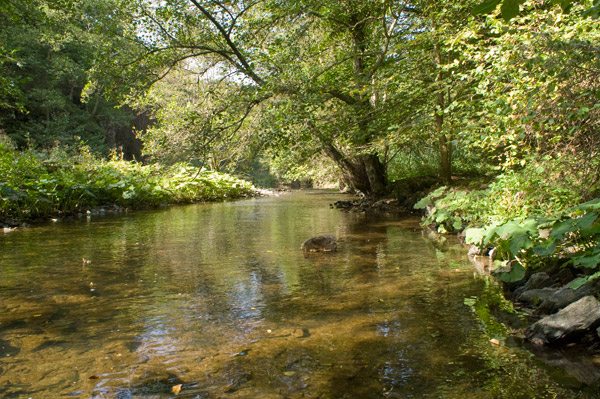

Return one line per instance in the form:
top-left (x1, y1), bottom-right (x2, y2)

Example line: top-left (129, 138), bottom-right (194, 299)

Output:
top-left (0, 193), bottom-right (585, 398)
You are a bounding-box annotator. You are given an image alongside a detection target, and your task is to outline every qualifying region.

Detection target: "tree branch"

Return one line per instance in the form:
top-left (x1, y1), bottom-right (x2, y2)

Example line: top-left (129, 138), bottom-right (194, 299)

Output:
top-left (326, 89), bottom-right (360, 105)
top-left (189, 0), bottom-right (265, 85)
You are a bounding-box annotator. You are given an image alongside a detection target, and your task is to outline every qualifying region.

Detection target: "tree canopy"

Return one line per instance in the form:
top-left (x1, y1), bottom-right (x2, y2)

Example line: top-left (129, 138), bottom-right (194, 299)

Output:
top-left (1, 0), bottom-right (598, 196)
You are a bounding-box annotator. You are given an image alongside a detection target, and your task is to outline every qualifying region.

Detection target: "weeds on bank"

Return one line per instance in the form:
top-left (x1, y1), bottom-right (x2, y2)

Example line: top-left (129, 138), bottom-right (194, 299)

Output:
top-left (416, 157), bottom-right (600, 283)
top-left (0, 142), bottom-right (255, 221)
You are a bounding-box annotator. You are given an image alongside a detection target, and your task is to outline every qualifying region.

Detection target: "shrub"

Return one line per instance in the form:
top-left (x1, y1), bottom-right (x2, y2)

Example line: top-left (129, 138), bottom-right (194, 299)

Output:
top-left (415, 156), bottom-right (595, 234)
top-left (464, 199), bottom-right (600, 284)
top-left (0, 144), bottom-right (255, 222)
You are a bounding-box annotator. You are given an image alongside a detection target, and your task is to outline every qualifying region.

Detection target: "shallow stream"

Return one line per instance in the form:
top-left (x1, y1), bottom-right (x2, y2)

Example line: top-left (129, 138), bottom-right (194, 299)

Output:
top-left (0, 191), bottom-right (598, 398)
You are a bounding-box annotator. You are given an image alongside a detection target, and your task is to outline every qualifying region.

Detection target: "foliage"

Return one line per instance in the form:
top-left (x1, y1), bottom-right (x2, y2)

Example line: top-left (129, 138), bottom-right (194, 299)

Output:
top-left (457, 1), bottom-right (600, 171)
top-left (419, 153), bottom-right (599, 284)
top-left (462, 199), bottom-right (600, 282)
top-left (473, 0), bottom-right (600, 19)
top-left (267, 152), bottom-right (340, 188)
top-left (0, 0), bottom-right (141, 152)
top-left (416, 154), bottom-right (597, 233)
top-left (0, 140), bottom-right (254, 222)
top-left (135, 70), bottom-right (263, 170)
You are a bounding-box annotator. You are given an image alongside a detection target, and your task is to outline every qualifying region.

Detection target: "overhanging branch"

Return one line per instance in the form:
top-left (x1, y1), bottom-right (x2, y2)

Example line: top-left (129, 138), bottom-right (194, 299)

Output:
top-left (189, 0), bottom-right (265, 86)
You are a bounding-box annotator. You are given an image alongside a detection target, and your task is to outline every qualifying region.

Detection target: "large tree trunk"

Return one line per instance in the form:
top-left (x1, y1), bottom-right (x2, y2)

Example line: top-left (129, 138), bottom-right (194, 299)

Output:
top-left (321, 142), bottom-right (387, 197)
top-left (362, 153), bottom-right (387, 196)
top-left (439, 132), bottom-right (452, 185)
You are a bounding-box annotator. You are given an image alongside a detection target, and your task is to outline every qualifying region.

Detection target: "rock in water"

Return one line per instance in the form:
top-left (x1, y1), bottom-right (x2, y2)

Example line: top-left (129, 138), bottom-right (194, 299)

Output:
top-left (301, 235), bottom-right (337, 252)
top-left (526, 296), bottom-right (600, 345)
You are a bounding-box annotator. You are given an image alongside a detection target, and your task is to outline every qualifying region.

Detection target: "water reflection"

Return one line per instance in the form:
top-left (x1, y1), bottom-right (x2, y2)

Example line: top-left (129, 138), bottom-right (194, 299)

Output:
top-left (0, 191), bottom-right (598, 398)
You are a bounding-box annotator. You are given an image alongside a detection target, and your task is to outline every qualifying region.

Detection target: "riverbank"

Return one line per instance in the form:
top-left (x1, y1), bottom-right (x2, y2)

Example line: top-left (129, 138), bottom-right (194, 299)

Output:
top-left (0, 144), bottom-right (256, 227)
top-left (414, 178), bottom-right (600, 352)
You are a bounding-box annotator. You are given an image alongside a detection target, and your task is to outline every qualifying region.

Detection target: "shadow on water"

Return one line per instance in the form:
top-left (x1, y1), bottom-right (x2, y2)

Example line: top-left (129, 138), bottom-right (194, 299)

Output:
top-left (0, 191), bottom-right (599, 398)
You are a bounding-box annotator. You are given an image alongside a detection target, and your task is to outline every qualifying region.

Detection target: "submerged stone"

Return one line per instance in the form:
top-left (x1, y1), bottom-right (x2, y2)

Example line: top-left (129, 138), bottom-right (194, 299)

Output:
top-left (0, 339), bottom-right (19, 357)
top-left (526, 296), bottom-right (600, 345)
top-left (224, 371), bottom-right (252, 393)
top-left (301, 235), bottom-right (337, 252)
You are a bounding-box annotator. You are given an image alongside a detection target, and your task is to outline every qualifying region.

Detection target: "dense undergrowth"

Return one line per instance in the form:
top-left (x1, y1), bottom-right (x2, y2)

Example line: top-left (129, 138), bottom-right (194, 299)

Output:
top-left (0, 141), bottom-right (255, 224)
top-left (416, 156), bottom-right (600, 284)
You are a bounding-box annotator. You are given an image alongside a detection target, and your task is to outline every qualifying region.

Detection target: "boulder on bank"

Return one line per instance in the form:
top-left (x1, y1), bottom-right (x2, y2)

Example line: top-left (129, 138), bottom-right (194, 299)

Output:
top-left (513, 272), bottom-right (552, 298)
top-left (301, 235), bottom-right (337, 253)
top-left (512, 272), bottom-right (598, 314)
top-left (538, 282), bottom-right (597, 314)
top-left (526, 296), bottom-right (600, 345)
top-left (390, 175), bottom-right (438, 209)
top-left (518, 287), bottom-right (557, 306)
top-left (331, 198), bottom-right (408, 214)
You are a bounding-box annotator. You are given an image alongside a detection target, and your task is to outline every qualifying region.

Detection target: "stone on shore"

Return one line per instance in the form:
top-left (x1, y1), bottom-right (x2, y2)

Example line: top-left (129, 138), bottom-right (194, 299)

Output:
top-left (526, 296), bottom-right (600, 345)
top-left (513, 272), bottom-right (552, 298)
top-left (538, 282), bottom-right (596, 314)
top-left (518, 287), bottom-right (557, 306)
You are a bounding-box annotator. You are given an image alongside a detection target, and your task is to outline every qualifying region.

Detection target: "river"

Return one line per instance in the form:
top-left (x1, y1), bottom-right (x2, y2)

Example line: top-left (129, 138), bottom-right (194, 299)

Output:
top-left (0, 191), bottom-right (597, 398)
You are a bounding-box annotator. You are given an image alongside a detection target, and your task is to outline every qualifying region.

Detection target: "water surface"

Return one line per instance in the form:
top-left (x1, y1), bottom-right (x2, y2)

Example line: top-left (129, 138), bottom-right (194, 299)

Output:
top-left (0, 191), bottom-right (597, 398)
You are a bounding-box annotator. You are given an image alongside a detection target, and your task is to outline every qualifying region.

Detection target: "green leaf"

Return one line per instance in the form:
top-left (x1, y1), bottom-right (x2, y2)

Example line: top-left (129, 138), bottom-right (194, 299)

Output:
top-left (435, 210), bottom-right (450, 224)
top-left (509, 232), bottom-right (532, 256)
top-left (494, 219), bottom-right (537, 240)
top-left (533, 239), bottom-right (557, 257)
top-left (568, 277), bottom-right (588, 290)
top-left (465, 228), bottom-right (485, 245)
top-left (452, 219), bottom-right (463, 231)
top-left (501, 0), bottom-right (524, 21)
top-left (554, 0), bottom-right (574, 12)
top-left (571, 251), bottom-right (600, 269)
top-left (583, 2), bottom-right (600, 18)
top-left (568, 271), bottom-right (600, 290)
top-left (550, 219), bottom-right (574, 240)
top-left (464, 297), bottom-right (477, 307)
top-left (473, 0), bottom-right (502, 15)
top-left (573, 198), bottom-right (600, 212)
top-left (498, 262), bottom-right (526, 283)
top-left (551, 212), bottom-right (598, 240)
top-left (580, 224), bottom-right (600, 238)
top-left (494, 221), bottom-right (520, 239)
top-left (414, 196), bottom-right (431, 209)
top-left (576, 212), bottom-right (599, 230)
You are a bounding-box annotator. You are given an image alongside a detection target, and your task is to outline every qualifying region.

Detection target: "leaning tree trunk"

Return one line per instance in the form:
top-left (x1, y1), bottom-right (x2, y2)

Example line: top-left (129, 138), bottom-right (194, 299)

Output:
top-left (322, 142), bottom-right (387, 197)
top-left (361, 154), bottom-right (387, 197)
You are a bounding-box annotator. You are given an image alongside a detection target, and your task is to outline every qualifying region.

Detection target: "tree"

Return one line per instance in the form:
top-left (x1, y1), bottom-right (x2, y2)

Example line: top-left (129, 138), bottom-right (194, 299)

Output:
top-left (116, 0), bottom-right (420, 196)
top-left (473, 0), bottom-right (600, 20)
top-left (0, 0), bottom-right (143, 155)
